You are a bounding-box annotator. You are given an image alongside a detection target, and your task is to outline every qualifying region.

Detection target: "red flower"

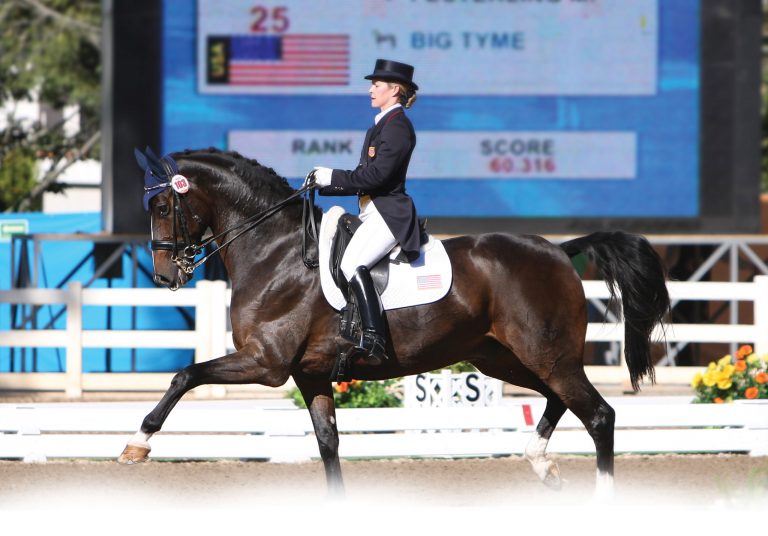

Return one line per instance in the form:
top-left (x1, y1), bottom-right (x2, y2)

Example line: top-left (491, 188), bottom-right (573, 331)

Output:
top-left (756, 372), bottom-right (768, 385)
top-left (736, 345), bottom-right (753, 359)
top-left (745, 387), bottom-right (759, 400)
top-left (734, 360), bottom-right (747, 372)
top-left (335, 382), bottom-right (349, 393)
top-left (714, 397), bottom-right (724, 404)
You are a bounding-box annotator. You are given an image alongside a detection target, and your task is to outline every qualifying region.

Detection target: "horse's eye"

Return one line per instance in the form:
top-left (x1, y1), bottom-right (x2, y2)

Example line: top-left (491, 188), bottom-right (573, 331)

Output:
top-left (157, 204), bottom-right (169, 217)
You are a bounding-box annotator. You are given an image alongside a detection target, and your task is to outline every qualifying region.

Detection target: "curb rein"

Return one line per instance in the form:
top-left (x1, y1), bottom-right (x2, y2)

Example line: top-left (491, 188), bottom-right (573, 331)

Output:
top-left (147, 171), bottom-right (320, 278)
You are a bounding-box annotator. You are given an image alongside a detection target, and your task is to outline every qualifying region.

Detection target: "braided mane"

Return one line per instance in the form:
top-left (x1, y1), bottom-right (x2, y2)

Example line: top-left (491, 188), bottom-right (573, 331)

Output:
top-left (172, 147), bottom-right (295, 211)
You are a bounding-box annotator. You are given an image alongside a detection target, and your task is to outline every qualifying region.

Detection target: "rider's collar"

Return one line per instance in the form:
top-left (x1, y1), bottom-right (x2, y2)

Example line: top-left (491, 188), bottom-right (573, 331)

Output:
top-left (374, 103), bottom-right (402, 125)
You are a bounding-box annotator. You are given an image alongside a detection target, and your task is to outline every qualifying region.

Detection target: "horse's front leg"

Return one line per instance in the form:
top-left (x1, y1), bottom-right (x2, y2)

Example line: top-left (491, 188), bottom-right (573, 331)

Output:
top-left (293, 373), bottom-right (344, 496)
top-left (117, 346), bottom-right (290, 464)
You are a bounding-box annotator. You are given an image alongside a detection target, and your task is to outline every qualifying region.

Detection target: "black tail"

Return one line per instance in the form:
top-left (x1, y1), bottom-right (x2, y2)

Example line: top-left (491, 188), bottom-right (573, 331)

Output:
top-left (561, 232), bottom-right (670, 391)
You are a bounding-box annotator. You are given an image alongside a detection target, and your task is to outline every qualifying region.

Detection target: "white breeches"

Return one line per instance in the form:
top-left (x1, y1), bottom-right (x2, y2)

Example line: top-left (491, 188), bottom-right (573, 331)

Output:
top-left (340, 207), bottom-right (397, 281)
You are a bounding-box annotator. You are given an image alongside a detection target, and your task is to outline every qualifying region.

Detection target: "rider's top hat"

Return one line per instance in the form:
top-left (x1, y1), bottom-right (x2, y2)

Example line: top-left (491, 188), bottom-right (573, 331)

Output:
top-left (364, 59), bottom-right (418, 91)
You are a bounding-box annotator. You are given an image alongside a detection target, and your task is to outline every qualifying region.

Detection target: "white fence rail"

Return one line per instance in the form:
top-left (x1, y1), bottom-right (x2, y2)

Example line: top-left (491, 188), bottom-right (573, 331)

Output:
top-left (0, 398), bottom-right (766, 462)
top-left (1, 277), bottom-right (767, 396)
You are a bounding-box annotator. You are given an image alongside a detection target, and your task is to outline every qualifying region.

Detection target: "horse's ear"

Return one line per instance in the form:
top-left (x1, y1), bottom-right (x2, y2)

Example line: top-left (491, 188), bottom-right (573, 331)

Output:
top-left (145, 146), bottom-right (162, 163)
top-left (142, 146), bottom-right (167, 177)
top-left (134, 148), bottom-right (149, 171)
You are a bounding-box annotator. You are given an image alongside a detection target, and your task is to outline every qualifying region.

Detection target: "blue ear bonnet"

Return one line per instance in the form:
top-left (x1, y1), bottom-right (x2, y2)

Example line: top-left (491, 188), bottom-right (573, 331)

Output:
top-left (135, 147), bottom-right (180, 211)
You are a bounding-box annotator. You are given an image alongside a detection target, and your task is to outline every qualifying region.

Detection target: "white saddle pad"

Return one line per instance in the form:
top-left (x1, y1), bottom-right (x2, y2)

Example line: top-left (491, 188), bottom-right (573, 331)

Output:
top-left (318, 206), bottom-right (453, 311)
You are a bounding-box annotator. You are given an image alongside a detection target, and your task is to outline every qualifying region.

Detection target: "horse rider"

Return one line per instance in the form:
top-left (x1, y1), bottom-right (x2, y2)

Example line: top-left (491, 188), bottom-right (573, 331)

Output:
top-left (309, 58), bottom-right (424, 365)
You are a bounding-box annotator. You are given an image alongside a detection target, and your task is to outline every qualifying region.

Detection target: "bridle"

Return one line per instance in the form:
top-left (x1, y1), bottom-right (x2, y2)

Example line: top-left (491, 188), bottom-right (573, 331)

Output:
top-left (147, 169), bottom-right (320, 278)
top-left (148, 186), bottom-right (203, 273)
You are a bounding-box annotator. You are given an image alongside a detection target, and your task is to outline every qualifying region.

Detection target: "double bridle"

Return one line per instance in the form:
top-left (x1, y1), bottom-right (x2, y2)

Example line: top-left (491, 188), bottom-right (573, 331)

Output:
top-left (147, 173), bottom-right (319, 278)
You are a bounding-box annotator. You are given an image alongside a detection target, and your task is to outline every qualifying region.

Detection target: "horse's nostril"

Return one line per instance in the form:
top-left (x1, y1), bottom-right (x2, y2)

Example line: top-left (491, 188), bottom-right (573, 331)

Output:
top-left (153, 273), bottom-right (171, 286)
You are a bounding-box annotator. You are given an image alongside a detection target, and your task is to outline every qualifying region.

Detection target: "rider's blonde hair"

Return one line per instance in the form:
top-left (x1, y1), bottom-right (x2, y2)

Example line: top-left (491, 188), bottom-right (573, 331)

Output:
top-left (388, 82), bottom-right (417, 109)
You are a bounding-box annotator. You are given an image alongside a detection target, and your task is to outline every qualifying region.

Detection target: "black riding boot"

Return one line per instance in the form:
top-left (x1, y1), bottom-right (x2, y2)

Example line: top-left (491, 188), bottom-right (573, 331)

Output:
top-left (347, 266), bottom-right (388, 364)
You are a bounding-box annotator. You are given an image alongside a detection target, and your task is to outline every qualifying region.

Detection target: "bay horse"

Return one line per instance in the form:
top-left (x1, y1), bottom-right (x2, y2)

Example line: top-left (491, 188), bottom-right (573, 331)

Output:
top-left (119, 148), bottom-right (670, 497)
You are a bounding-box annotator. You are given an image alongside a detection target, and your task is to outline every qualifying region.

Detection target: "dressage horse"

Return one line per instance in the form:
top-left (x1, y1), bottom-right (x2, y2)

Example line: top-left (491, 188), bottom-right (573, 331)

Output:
top-left (119, 148), bottom-right (670, 497)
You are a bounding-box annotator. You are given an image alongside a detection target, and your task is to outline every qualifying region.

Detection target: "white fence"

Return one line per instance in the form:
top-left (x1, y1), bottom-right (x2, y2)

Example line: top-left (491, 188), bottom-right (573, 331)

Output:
top-left (0, 397), bottom-right (766, 462)
top-left (1, 276), bottom-right (767, 396)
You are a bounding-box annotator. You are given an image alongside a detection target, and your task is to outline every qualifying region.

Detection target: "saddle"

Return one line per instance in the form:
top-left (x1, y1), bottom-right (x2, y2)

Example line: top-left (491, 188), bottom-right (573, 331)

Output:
top-left (330, 214), bottom-right (430, 298)
top-left (329, 213), bottom-right (391, 299)
top-left (328, 213), bottom-right (428, 382)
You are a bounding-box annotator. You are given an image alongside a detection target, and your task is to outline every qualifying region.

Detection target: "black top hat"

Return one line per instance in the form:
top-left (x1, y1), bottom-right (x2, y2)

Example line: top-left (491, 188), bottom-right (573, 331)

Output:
top-left (364, 59), bottom-right (418, 91)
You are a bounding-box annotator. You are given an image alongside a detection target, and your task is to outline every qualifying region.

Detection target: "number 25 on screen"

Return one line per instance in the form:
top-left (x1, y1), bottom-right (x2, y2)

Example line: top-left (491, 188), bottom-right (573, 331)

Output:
top-left (251, 5), bottom-right (290, 33)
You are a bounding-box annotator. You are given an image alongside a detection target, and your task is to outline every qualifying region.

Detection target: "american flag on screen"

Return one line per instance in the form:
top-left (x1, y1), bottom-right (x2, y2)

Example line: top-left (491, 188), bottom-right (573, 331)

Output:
top-left (207, 34), bottom-right (349, 86)
top-left (416, 275), bottom-right (442, 290)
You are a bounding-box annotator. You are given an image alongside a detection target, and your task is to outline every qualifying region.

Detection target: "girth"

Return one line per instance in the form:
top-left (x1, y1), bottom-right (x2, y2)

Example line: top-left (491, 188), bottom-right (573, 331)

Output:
top-left (330, 213), bottom-right (390, 299)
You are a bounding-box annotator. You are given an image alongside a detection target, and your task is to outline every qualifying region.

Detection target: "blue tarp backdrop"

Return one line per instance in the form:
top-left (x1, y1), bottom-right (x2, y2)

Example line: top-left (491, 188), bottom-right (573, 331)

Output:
top-left (0, 212), bottom-right (196, 373)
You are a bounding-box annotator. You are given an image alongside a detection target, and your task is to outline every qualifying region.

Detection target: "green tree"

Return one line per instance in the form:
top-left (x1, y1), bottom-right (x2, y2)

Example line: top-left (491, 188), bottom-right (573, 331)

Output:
top-left (0, 145), bottom-right (37, 211)
top-left (0, 0), bottom-right (101, 212)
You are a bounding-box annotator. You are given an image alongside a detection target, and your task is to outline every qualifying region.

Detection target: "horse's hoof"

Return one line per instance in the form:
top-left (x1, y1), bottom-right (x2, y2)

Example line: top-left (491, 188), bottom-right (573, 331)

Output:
top-left (326, 484), bottom-right (346, 501)
top-left (526, 453), bottom-right (562, 490)
top-left (117, 442), bottom-right (151, 464)
top-left (542, 462), bottom-right (562, 490)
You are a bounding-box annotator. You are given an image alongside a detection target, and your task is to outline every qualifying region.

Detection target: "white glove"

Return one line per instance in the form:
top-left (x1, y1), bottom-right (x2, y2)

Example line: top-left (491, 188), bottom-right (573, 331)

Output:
top-left (312, 166), bottom-right (333, 187)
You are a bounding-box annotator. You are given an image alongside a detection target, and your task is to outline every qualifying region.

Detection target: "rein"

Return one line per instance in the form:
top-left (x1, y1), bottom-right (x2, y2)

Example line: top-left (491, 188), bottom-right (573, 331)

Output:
top-left (301, 184), bottom-right (319, 269)
top-left (152, 183), bottom-right (319, 276)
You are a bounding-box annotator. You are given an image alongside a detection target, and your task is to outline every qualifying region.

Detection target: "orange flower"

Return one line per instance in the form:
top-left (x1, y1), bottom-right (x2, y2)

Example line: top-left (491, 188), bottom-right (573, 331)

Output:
top-left (736, 345), bottom-right (753, 359)
top-left (714, 397), bottom-right (724, 404)
top-left (734, 360), bottom-right (747, 372)
top-left (335, 382), bottom-right (349, 393)
top-left (756, 372), bottom-right (768, 385)
top-left (745, 387), bottom-right (759, 399)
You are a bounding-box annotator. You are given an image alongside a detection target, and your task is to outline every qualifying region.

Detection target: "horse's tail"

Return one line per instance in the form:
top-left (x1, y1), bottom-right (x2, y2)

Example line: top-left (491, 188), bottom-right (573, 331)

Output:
top-left (560, 232), bottom-right (670, 391)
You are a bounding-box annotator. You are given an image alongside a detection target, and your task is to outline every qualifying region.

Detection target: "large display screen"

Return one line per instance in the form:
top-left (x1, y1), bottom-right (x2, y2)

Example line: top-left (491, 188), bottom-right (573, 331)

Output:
top-left (161, 0), bottom-right (699, 222)
top-left (96, 0), bottom-right (753, 235)
top-left (104, 0), bottom-right (763, 234)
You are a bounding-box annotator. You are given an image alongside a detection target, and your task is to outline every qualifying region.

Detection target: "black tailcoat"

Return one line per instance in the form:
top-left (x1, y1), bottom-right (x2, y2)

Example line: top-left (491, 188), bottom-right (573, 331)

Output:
top-left (319, 107), bottom-right (422, 261)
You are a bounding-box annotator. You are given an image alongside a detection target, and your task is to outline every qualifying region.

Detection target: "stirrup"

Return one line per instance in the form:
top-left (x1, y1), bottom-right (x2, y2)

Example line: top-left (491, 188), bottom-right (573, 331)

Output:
top-left (331, 337), bottom-right (386, 384)
top-left (359, 329), bottom-right (387, 365)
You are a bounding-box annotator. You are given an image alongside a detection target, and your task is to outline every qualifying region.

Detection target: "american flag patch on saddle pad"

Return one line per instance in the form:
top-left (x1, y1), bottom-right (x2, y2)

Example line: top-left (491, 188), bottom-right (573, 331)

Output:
top-left (417, 275), bottom-right (442, 290)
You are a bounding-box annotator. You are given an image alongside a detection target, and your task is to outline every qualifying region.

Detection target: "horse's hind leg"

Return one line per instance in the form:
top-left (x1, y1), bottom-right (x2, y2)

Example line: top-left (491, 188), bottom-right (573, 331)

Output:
top-left (486, 356), bottom-right (616, 497)
top-left (546, 369), bottom-right (615, 498)
top-left (487, 260), bottom-right (616, 496)
top-left (474, 357), bottom-right (566, 489)
top-left (523, 395), bottom-right (566, 489)
top-left (293, 373), bottom-right (344, 497)
top-left (118, 347), bottom-right (290, 464)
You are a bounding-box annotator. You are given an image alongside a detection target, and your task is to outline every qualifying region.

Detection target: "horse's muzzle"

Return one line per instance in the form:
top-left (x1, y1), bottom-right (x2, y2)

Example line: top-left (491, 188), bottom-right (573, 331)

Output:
top-left (153, 269), bottom-right (190, 291)
top-left (153, 273), bottom-right (174, 287)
